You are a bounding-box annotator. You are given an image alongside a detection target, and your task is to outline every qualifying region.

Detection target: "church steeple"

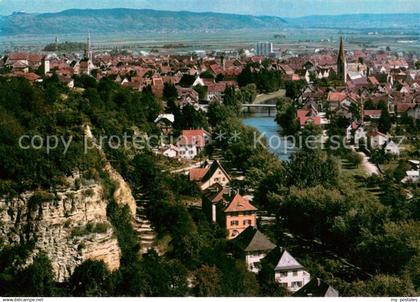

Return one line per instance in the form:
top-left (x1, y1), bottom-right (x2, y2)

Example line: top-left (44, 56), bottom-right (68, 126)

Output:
top-left (337, 37), bottom-right (347, 84)
top-left (84, 31), bottom-right (92, 61)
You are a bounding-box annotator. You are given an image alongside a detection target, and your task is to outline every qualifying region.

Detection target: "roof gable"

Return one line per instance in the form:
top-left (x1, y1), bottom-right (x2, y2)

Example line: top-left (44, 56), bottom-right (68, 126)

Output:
top-left (245, 229), bottom-right (276, 252)
top-left (201, 160), bottom-right (231, 183)
top-left (275, 250), bottom-right (304, 271)
top-left (224, 193), bottom-right (257, 213)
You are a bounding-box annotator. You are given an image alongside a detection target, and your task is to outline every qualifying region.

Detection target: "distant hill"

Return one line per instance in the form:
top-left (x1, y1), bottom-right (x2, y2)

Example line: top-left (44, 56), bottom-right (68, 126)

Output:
top-left (0, 8), bottom-right (287, 35)
top-left (1, 9), bottom-right (417, 36)
top-left (284, 13), bottom-right (420, 30)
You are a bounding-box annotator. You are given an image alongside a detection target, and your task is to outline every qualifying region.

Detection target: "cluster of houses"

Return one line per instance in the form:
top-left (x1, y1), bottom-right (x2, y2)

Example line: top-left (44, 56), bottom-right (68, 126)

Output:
top-left (2, 37), bottom-right (417, 295)
top-left (182, 158), bottom-right (337, 295)
top-left (2, 36), bottom-right (418, 115)
top-left (152, 114), bottom-right (211, 160)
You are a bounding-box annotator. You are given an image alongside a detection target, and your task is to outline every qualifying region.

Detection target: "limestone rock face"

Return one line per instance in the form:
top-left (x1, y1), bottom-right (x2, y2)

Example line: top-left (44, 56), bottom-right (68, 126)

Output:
top-left (0, 178), bottom-right (121, 282)
top-left (104, 161), bottom-right (137, 217)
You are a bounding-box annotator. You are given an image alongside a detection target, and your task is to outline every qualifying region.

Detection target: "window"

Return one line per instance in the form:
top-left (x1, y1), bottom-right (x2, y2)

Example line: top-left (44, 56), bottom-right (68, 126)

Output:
top-left (292, 281), bottom-right (302, 288)
top-left (243, 219), bottom-right (252, 226)
top-left (279, 272), bottom-right (287, 277)
top-left (230, 220), bottom-right (239, 226)
top-left (293, 271), bottom-right (298, 276)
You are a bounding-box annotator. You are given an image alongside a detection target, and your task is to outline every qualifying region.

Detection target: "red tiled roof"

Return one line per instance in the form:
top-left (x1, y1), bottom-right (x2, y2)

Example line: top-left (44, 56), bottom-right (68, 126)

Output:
top-left (364, 110), bottom-right (382, 116)
top-left (368, 76), bottom-right (380, 85)
top-left (224, 194), bottom-right (257, 213)
top-left (327, 92), bottom-right (347, 102)
top-left (189, 168), bottom-right (209, 181)
top-left (396, 102), bottom-right (416, 113)
top-left (368, 130), bottom-right (387, 137)
top-left (297, 109), bottom-right (321, 126)
top-left (178, 129), bottom-right (210, 147)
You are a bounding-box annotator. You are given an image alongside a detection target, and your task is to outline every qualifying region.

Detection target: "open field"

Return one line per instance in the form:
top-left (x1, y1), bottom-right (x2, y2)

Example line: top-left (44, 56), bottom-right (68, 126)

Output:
top-left (1, 28), bottom-right (418, 54)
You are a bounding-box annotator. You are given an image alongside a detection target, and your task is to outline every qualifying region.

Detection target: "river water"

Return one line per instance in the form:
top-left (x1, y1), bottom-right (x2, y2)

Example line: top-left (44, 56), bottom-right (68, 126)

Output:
top-left (241, 115), bottom-right (294, 161)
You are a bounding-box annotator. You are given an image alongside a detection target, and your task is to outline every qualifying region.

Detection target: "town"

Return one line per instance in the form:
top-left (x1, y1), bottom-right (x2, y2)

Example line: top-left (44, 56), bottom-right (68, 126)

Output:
top-left (0, 29), bottom-right (419, 297)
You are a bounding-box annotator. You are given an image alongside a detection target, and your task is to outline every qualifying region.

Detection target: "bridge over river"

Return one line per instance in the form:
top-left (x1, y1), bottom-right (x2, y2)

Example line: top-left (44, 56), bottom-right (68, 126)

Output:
top-left (241, 89), bottom-right (285, 116)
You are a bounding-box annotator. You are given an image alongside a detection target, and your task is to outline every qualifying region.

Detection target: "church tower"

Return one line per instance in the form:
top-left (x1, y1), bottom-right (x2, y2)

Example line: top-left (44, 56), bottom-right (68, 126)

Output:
top-left (81, 32), bottom-right (94, 75)
top-left (337, 37), bottom-right (347, 84)
top-left (84, 32), bottom-right (93, 62)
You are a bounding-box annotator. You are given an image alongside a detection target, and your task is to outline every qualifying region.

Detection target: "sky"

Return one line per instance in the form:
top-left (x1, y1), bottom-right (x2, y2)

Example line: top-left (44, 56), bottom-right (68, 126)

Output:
top-left (0, 0), bottom-right (419, 17)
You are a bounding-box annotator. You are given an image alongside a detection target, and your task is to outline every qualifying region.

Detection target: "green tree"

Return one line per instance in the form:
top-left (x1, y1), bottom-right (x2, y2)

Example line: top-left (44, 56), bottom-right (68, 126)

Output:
top-left (287, 148), bottom-right (340, 188)
top-left (275, 105), bottom-right (300, 135)
top-left (193, 265), bottom-right (223, 296)
top-left (207, 101), bottom-right (236, 127)
top-left (285, 80), bottom-right (305, 100)
top-left (378, 104), bottom-right (392, 134)
top-left (69, 260), bottom-right (111, 297)
top-left (163, 82), bottom-right (178, 102)
top-left (18, 254), bottom-right (58, 297)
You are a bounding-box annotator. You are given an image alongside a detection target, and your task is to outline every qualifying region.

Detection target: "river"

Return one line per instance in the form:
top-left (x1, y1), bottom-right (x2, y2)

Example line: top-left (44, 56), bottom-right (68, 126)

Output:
top-left (242, 115), bottom-right (295, 161)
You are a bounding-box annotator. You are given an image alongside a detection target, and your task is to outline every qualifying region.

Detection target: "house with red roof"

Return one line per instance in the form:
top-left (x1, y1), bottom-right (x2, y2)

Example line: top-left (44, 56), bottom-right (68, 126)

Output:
top-left (201, 181), bottom-right (257, 239)
top-left (327, 91), bottom-right (358, 113)
top-left (297, 108), bottom-right (321, 127)
top-left (363, 110), bottom-right (382, 120)
top-left (177, 129), bottom-right (210, 159)
top-left (224, 193), bottom-right (257, 239)
top-left (189, 160), bottom-right (231, 191)
top-left (368, 130), bottom-right (388, 149)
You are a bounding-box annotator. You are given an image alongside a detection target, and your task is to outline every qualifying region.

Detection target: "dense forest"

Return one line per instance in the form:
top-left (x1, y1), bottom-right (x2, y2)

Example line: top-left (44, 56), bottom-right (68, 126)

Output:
top-left (0, 74), bottom-right (418, 297)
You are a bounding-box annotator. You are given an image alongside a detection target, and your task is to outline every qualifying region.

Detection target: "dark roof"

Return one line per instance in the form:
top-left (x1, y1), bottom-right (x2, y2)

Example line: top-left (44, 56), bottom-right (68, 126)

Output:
top-left (245, 229), bottom-right (276, 252)
top-left (201, 160), bottom-right (231, 183)
top-left (203, 183), bottom-right (228, 204)
top-left (233, 227), bottom-right (276, 253)
top-left (293, 278), bottom-right (339, 297)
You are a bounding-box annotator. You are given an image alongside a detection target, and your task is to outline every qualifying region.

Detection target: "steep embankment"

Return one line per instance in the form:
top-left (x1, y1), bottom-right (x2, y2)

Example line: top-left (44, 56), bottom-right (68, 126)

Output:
top-left (85, 125), bottom-right (137, 217)
top-left (0, 174), bottom-right (121, 281)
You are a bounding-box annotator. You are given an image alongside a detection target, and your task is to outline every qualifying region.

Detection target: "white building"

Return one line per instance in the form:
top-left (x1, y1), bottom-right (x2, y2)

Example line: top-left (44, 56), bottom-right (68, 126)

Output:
top-left (256, 42), bottom-right (273, 56)
top-left (161, 145), bottom-right (179, 158)
top-left (368, 131), bottom-right (388, 149)
top-left (178, 145), bottom-right (198, 160)
top-left (402, 160), bottom-right (420, 184)
top-left (233, 227), bottom-right (276, 273)
top-left (275, 250), bottom-right (311, 292)
top-left (384, 140), bottom-right (400, 156)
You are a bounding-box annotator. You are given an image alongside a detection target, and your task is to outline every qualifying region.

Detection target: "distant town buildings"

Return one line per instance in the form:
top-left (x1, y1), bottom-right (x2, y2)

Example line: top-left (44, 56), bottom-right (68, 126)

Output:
top-left (256, 41), bottom-right (273, 56)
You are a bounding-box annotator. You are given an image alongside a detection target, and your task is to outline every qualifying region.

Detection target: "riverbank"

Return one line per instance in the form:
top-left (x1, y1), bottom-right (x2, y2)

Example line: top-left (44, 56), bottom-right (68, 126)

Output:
top-left (242, 115), bottom-right (294, 161)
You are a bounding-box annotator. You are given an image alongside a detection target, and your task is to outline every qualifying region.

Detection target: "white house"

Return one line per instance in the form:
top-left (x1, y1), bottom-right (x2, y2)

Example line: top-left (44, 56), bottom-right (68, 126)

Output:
top-left (154, 113), bottom-right (175, 135)
top-left (368, 130), bottom-right (388, 149)
top-left (177, 129), bottom-right (210, 160)
top-left (384, 140), bottom-right (400, 156)
top-left (402, 170), bottom-right (419, 184)
top-left (189, 160), bottom-right (231, 191)
top-left (161, 144), bottom-right (179, 158)
top-left (275, 250), bottom-right (311, 292)
top-left (402, 160), bottom-right (420, 184)
top-left (178, 145), bottom-right (198, 160)
top-left (408, 105), bottom-right (420, 120)
top-left (192, 75), bottom-right (205, 87)
top-left (233, 227), bottom-right (276, 274)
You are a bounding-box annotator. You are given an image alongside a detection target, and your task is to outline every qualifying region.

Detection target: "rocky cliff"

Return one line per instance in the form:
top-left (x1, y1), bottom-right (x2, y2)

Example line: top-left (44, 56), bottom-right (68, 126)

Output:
top-left (0, 175), bottom-right (121, 281)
